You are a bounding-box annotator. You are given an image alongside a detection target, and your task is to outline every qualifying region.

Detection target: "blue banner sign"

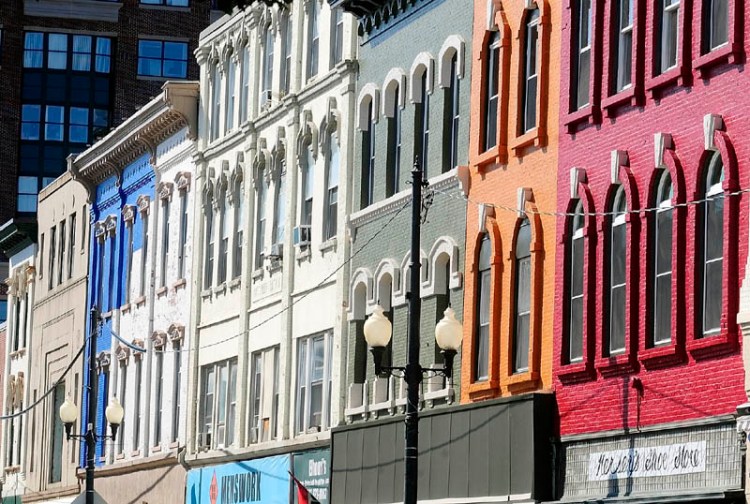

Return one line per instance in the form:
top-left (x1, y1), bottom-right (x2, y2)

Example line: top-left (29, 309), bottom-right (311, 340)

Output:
top-left (186, 455), bottom-right (290, 504)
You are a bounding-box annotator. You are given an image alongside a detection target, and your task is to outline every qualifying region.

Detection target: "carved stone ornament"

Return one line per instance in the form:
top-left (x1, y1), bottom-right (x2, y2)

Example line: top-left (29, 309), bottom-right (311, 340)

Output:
top-left (122, 204), bottom-right (136, 225)
top-left (175, 171), bottom-right (192, 193)
top-left (6, 375), bottom-right (15, 412)
top-left (132, 339), bottom-right (146, 360)
top-left (14, 372), bottom-right (24, 410)
top-left (168, 323), bottom-right (185, 343)
top-left (151, 330), bottom-right (167, 349)
top-left (137, 194), bottom-right (152, 216)
top-left (158, 181), bottom-right (174, 201)
top-left (97, 351), bottom-right (112, 373)
top-left (116, 344), bottom-right (130, 362)
top-left (25, 265), bottom-right (36, 284)
top-left (104, 215), bottom-right (117, 237)
top-left (94, 221), bottom-right (107, 241)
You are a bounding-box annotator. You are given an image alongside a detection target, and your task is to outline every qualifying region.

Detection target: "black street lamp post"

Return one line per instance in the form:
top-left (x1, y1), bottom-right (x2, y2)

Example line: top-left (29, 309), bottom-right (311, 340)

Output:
top-left (59, 307), bottom-right (124, 504)
top-left (363, 159), bottom-right (463, 504)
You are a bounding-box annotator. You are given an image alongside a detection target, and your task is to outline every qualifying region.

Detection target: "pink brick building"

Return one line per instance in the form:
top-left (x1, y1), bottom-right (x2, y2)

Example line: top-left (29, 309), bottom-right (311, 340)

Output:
top-left (553, 0), bottom-right (749, 501)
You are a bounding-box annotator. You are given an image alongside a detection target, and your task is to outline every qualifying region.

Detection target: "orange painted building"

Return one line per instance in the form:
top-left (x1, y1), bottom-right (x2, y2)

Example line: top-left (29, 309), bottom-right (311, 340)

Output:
top-left (460, 0), bottom-right (560, 402)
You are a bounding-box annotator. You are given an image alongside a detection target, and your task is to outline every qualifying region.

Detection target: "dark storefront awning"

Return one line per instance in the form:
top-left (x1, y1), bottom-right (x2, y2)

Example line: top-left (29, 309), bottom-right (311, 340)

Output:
top-left (550, 488), bottom-right (745, 503)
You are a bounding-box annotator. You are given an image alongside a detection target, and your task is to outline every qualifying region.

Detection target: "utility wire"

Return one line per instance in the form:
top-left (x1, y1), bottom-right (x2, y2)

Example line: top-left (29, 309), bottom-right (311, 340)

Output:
top-left (0, 336), bottom-right (87, 420)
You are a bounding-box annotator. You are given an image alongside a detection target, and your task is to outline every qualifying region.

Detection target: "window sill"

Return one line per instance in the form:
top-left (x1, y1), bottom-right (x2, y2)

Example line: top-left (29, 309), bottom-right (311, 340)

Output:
top-left (169, 441), bottom-right (180, 450)
top-left (319, 237), bottom-right (337, 253)
top-left (151, 445), bottom-right (162, 453)
top-left (687, 329), bottom-right (738, 360)
top-left (509, 128), bottom-right (545, 155)
top-left (173, 278), bottom-right (186, 291)
top-left (645, 66), bottom-right (688, 98)
top-left (595, 352), bottom-right (637, 378)
top-left (601, 85), bottom-right (641, 118)
top-left (296, 247), bottom-right (311, 262)
top-left (156, 286), bottom-right (168, 297)
top-left (694, 43), bottom-right (743, 78)
top-left (474, 149), bottom-right (503, 171)
top-left (130, 449), bottom-right (141, 458)
top-left (563, 104), bottom-right (598, 133)
top-left (505, 370), bottom-right (540, 392)
top-left (200, 289), bottom-right (212, 299)
top-left (134, 296), bottom-right (146, 308)
top-left (229, 277), bottom-right (241, 290)
top-left (267, 259), bottom-right (283, 274)
top-left (213, 283), bottom-right (226, 295)
top-left (102, 310), bottom-right (113, 320)
top-left (557, 360), bottom-right (594, 385)
top-left (252, 268), bottom-right (264, 281)
top-left (465, 379), bottom-right (499, 401)
top-left (639, 342), bottom-right (685, 370)
top-left (121, 303), bottom-right (131, 314)
top-left (115, 453), bottom-right (125, 461)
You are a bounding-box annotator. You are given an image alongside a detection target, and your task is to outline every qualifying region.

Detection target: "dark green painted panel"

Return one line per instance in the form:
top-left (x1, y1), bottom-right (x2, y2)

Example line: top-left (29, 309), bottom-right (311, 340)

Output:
top-left (468, 405), bottom-right (491, 497)
top-left (331, 431), bottom-right (348, 502)
top-left (345, 429), bottom-right (364, 503)
top-left (427, 411), bottom-right (451, 498)
top-left (489, 402), bottom-right (510, 496)
top-left (510, 398), bottom-right (535, 495)
top-left (418, 415), bottom-right (432, 499)
top-left (448, 410), bottom-right (470, 498)
top-left (361, 423), bottom-right (381, 502)
top-left (377, 421), bottom-right (397, 503)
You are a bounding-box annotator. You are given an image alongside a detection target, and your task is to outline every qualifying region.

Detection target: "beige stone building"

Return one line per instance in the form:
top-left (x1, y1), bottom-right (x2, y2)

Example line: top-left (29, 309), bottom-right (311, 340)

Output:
top-left (24, 171), bottom-right (89, 503)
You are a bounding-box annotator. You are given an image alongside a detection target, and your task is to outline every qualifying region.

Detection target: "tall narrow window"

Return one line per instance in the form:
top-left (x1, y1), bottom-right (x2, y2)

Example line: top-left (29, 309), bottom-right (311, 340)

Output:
top-left (68, 213), bottom-right (76, 279)
top-left (124, 221), bottom-right (133, 304)
top-left (282, 12), bottom-right (292, 94)
top-left (475, 235), bottom-right (491, 381)
top-left (272, 347), bottom-right (280, 439)
top-left (574, 0), bottom-right (591, 109)
top-left (117, 362), bottom-right (127, 455)
top-left (233, 181), bottom-right (244, 278)
top-left (483, 31), bottom-right (500, 151)
top-left (140, 213), bottom-right (149, 297)
top-left (301, 148), bottom-right (314, 228)
top-left (274, 172), bottom-right (286, 246)
top-left (701, 153), bottom-right (724, 336)
top-left (133, 358), bottom-right (142, 451)
top-left (178, 192), bottom-right (188, 280)
top-left (330, 7), bottom-right (344, 67)
top-left (240, 46), bottom-right (250, 123)
top-left (653, 170), bottom-right (673, 345)
top-left (386, 87), bottom-right (402, 197)
top-left (361, 103), bottom-right (375, 208)
top-left (569, 202), bottom-right (585, 362)
top-left (49, 383), bottom-right (65, 484)
top-left (172, 341), bottom-right (182, 442)
top-left (200, 365), bottom-right (215, 448)
top-left (614, 0), bottom-right (634, 92)
top-left (255, 175), bottom-right (267, 270)
top-left (659, 0), bottom-right (680, 73)
top-left (415, 72), bottom-right (430, 176)
top-left (443, 53), bottom-right (460, 172)
top-left (261, 28), bottom-right (274, 108)
top-left (296, 334), bottom-right (328, 433)
top-left (609, 187), bottom-right (627, 354)
top-left (204, 204), bottom-right (214, 288)
top-left (513, 220), bottom-right (531, 373)
top-left (306, 0), bottom-right (320, 80)
top-left (218, 194), bottom-right (229, 284)
top-left (107, 234), bottom-right (116, 310)
top-left (58, 219), bottom-right (66, 286)
top-left (160, 198), bottom-right (170, 288)
top-left (227, 360), bottom-right (237, 447)
top-left (211, 65), bottom-right (222, 141)
top-left (705, 0), bottom-right (728, 52)
top-left (153, 348), bottom-right (164, 445)
top-left (250, 352), bottom-right (262, 442)
top-left (521, 9), bottom-right (540, 133)
top-left (97, 240), bottom-right (105, 309)
top-left (48, 226), bottom-right (56, 290)
top-left (225, 57), bottom-right (236, 131)
top-left (325, 134), bottom-right (339, 241)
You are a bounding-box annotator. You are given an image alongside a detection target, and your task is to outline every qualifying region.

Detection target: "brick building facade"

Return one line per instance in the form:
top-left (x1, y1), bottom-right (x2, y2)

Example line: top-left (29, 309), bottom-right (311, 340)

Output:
top-left (554, 0), bottom-right (749, 501)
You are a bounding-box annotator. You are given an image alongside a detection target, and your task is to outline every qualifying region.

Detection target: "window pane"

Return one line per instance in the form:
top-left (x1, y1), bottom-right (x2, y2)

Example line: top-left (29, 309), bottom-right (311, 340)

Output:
top-left (45, 106), bottom-right (65, 141)
top-left (24, 33), bottom-right (44, 68)
top-left (612, 222), bottom-right (626, 285)
top-left (571, 237), bottom-right (584, 296)
top-left (705, 196), bottom-right (724, 260)
top-left (18, 176), bottom-right (38, 193)
top-left (72, 36), bottom-right (92, 71)
top-left (569, 297), bottom-right (583, 360)
top-left (610, 285), bottom-right (626, 353)
top-left (655, 209), bottom-right (672, 274)
top-left (48, 34), bottom-right (68, 70)
top-left (703, 260), bottom-right (722, 334)
top-left (654, 273), bottom-right (672, 344)
top-left (710, 0), bottom-right (728, 49)
top-left (21, 105), bottom-right (41, 140)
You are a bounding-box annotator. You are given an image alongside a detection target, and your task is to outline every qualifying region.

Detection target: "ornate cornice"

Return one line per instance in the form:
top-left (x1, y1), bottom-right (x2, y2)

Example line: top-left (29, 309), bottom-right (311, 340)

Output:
top-left (68, 81), bottom-right (199, 203)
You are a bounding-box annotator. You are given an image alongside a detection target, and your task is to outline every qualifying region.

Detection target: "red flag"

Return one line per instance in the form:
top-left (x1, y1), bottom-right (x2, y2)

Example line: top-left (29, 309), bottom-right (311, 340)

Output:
top-left (290, 472), bottom-right (320, 504)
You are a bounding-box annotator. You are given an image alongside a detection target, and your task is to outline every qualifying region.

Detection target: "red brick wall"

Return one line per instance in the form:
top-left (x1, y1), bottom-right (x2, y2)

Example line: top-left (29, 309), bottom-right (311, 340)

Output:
top-left (0, 0), bottom-right (212, 225)
top-left (554, 0), bottom-right (749, 435)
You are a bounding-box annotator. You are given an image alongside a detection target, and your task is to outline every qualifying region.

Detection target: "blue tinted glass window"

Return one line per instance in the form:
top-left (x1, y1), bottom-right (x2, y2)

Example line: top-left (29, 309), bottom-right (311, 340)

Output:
top-left (138, 40), bottom-right (187, 78)
top-left (21, 105), bottom-right (41, 140)
top-left (69, 107), bottom-right (89, 143)
top-left (17, 176), bottom-right (38, 212)
top-left (48, 34), bottom-right (68, 70)
top-left (24, 33), bottom-right (43, 68)
top-left (96, 38), bottom-right (111, 73)
top-left (45, 106), bottom-right (65, 141)
top-left (0, 300), bottom-right (7, 324)
top-left (72, 36), bottom-right (92, 71)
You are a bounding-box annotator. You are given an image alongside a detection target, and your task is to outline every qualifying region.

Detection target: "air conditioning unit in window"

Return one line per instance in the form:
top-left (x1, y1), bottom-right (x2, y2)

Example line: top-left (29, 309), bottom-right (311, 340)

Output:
top-left (260, 90), bottom-right (273, 110)
top-left (293, 225), bottom-right (311, 248)
top-left (266, 243), bottom-right (284, 264)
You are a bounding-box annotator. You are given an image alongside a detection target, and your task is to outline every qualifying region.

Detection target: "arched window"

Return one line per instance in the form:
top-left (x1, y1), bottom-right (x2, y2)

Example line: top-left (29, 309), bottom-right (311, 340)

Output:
top-left (568, 201), bottom-right (585, 362)
top-left (325, 133), bottom-right (340, 240)
top-left (301, 147), bottom-right (314, 229)
top-left (701, 153), bottom-right (724, 336)
top-left (483, 31), bottom-right (500, 151)
top-left (415, 71), bottom-right (430, 176)
top-left (521, 8), bottom-right (540, 133)
top-left (204, 203), bottom-right (214, 288)
top-left (608, 186), bottom-right (627, 354)
top-left (254, 172), bottom-right (267, 270)
top-left (225, 55), bottom-right (236, 131)
top-left (513, 219), bottom-right (531, 373)
top-left (281, 11), bottom-right (292, 94)
top-left (240, 45), bottom-right (250, 123)
top-left (475, 234), bottom-right (491, 381)
top-left (233, 179), bottom-right (244, 278)
top-left (352, 282), bottom-right (368, 384)
top-left (361, 102), bottom-right (375, 208)
top-left (653, 169), bottom-right (673, 345)
top-left (211, 65), bottom-right (222, 141)
top-left (442, 52), bottom-right (460, 172)
top-left (218, 190), bottom-right (230, 284)
top-left (386, 85), bottom-right (402, 197)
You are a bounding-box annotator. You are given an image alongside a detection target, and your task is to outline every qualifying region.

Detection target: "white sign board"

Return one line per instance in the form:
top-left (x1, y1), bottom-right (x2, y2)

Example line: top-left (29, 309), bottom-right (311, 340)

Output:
top-left (588, 441), bottom-right (707, 481)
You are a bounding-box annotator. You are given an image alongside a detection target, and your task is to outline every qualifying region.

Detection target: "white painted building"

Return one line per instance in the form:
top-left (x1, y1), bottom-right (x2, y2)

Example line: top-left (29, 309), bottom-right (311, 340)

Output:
top-left (186, 0), bottom-right (357, 471)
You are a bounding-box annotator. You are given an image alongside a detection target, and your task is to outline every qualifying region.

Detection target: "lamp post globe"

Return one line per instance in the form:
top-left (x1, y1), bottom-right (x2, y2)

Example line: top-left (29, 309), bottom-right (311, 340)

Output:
top-left (59, 397), bottom-right (78, 425)
top-left (363, 305), bottom-right (392, 348)
top-left (434, 306), bottom-right (463, 351)
top-left (105, 397), bottom-right (124, 426)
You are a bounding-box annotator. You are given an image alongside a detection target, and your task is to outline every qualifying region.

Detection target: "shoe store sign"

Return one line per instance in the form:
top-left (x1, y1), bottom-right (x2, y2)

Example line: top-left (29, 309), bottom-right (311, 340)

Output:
top-left (588, 440), bottom-right (706, 480)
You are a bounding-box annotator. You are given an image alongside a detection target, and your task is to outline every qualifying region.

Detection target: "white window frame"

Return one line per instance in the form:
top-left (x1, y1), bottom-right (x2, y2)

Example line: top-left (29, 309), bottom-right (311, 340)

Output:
top-left (569, 202), bottom-right (585, 362)
top-left (296, 333), bottom-right (332, 435)
top-left (609, 187), bottom-right (627, 354)
top-left (653, 170), bottom-right (673, 345)
top-left (702, 154), bottom-right (724, 336)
